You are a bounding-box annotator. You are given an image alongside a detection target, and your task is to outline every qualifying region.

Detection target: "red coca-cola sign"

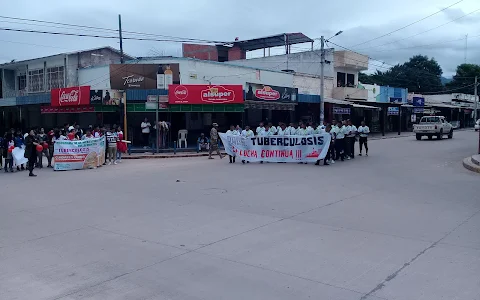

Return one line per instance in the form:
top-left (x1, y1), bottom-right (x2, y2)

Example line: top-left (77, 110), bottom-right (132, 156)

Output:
top-left (255, 86), bottom-right (280, 101)
top-left (51, 86), bottom-right (91, 107)
top-left (169, 84), bottom-right (243, 104)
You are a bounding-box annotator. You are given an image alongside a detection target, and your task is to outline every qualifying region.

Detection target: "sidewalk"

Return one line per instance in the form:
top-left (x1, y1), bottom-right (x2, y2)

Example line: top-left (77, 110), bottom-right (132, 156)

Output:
top-left (122, 151), bottom-right (227, 159)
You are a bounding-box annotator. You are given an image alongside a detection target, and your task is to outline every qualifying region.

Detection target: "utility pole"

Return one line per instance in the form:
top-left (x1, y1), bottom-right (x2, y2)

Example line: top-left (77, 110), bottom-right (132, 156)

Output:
top-left (118, 14), bottom-right (127, 142)
top-left (475, 76), bottom-right (478, 121)
top-left (118, 14), bottom-right (124, 64)
top-left (320, 36), bottom-right (325, 124)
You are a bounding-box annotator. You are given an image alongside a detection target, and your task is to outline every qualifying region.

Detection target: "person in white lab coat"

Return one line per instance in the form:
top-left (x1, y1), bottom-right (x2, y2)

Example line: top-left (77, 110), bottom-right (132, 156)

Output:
top-left (277, 123), bottom-right (287, 135)
top-left (256, 122), bottom-right (265, 136)
top-left (267, 122), bottom-right (277, 135)
top-left (306, 122), bottom-right (314, 135)
top-left (286, 123), bottom-right (296, 135)
top-left (357, 121), bottom-right (370, 156)
top-left (241, 125), bottom-right (254, 164)
top-left (226, 125), bottom-right (239, 163)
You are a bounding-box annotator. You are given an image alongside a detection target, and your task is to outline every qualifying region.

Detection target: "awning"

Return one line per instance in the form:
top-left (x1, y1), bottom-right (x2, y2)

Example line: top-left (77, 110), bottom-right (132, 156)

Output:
top-left (352, 103), bottom-right (380, 110)
top-left (428, 103), bottom-right (460, 109)
top-left (324, 98), bottom-right (352, 105)
top-left (41, 106), bottom-right (95, 114)
top-left (244, 100), bottom-right (296, 111)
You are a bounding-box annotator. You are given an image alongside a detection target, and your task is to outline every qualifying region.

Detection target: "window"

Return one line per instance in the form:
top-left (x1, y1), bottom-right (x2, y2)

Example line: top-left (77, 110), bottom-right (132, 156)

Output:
top-left (17, 74), bottom-right (27, 91)
top-left (347, 74), bottom-right (355, 87)
top-left (28, 69), bottom-right (44, 93)
top-left (47, 66), bottom-right (65, 90)
top-left (337, 72), bottom-right (346, 87)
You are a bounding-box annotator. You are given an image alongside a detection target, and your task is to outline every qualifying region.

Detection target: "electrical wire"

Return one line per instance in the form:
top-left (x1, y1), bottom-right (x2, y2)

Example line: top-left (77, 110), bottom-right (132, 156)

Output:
top-left (356, 7), bottom-right (480, 52)
top-left (348, 0), bottom-right (464, 48)
top-left (0, 15), bottom-right (229, 44)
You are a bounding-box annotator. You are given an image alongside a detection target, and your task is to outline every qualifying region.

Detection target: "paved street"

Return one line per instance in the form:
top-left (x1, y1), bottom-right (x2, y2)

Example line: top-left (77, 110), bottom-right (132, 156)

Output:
top-left (1, 130), bottom-right (479, 300)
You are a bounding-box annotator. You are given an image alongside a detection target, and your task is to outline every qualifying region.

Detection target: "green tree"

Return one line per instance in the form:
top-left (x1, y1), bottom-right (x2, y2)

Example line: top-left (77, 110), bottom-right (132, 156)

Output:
top-left (446, 64), bottom-right (480, 94)
top-left (359, 55), bottom-right (443, 93)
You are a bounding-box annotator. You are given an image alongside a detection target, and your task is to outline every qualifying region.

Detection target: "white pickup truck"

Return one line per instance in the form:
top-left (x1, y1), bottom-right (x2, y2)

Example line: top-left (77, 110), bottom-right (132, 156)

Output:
top-left (414, 116), bottom-right (453, 140)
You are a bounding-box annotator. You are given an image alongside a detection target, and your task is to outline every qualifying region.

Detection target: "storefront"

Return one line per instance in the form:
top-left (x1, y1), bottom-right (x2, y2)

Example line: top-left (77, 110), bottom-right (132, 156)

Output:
top-left (244, 83), bottom-right (297, 126)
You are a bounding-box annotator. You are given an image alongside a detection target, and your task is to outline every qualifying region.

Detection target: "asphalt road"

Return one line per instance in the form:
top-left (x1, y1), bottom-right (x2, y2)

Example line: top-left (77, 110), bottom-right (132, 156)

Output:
top-left (1, 130), bottom-right (479, 300)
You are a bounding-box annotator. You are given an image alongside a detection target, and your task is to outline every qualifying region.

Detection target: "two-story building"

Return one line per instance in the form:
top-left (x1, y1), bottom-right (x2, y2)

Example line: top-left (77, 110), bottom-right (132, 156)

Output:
top-left (0, 47), bottom-right (132, 132)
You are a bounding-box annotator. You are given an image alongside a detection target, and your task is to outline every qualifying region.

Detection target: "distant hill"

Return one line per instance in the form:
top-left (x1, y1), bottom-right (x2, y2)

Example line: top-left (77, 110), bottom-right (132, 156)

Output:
top-left (441, 76), bottom-right (452, 85)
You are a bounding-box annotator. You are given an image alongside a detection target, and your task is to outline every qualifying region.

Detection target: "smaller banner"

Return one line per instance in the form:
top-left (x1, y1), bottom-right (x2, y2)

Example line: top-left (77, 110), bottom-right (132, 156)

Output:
top-left (219, 133), bottom-right (331, 163)
top-left (53, 137), bottom-right (106, 171)
top-left (333, 107), bottom-right (351, 115)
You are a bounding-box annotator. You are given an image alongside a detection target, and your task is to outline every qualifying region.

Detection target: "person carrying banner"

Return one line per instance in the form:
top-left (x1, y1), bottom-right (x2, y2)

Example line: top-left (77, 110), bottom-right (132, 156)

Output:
top-left (315, 124), bottom-right (331, 166)
top-left (267, 122), bottom-right (277, 135)
top-left (209, 123), bottom-right (223, 160)
top-left (241, 125), bottom-right (254, 164)
top-left (358, 121), bottom-right (370, 156)
top-left (256, 122), bottom-right (265, 136)
top-left (226, 125), bottom-right (239, 163)
top-left (277, 123), bottom-right (287, 136)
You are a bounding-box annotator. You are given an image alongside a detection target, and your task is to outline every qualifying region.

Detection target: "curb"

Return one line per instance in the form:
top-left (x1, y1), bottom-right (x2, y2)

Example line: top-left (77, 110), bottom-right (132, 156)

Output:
top-left (463, 156), bottom-right (480, 174)
top-left (122, 152), bottom-right (227, 160)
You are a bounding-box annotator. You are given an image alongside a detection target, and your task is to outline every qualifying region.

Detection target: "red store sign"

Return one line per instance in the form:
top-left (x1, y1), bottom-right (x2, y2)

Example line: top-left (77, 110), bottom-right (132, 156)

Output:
top-left (168, 85), bottom-right (244, 104)
top-left (51, 86), bottom-right (91, 107)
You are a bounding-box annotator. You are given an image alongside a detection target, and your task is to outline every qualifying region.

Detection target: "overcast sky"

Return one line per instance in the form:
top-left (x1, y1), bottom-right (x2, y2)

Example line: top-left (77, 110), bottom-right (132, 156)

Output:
top-left (0, 0), bottom-right (478, 77)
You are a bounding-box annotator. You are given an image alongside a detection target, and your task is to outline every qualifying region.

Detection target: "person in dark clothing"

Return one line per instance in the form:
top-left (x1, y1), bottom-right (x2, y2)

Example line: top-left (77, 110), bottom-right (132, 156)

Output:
top-left (25, 129), bottom-right (40, 177)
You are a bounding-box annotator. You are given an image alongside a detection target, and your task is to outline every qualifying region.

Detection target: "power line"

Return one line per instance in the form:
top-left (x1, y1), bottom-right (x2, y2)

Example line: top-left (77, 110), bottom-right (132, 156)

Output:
top-left (356, 7), bottom-right (480, 52)
top-left (0, 27), bottom-right (223, 43)
top-left (0, 15), bottom-right (229, 44)
top-left (348, 0), bottom-right (464, 48)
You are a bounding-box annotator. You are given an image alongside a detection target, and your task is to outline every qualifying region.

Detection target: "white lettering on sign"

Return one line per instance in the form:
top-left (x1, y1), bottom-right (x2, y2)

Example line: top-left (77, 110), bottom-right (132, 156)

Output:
top-left (60, 90), bottom-right (79, 105)
top-left (123, 75), bottom-right (145, 87)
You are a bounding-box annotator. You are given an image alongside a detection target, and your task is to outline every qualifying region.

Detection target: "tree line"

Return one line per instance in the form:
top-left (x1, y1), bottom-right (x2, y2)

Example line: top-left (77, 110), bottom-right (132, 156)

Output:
top-left (359, 55), bottom-right (480, 95)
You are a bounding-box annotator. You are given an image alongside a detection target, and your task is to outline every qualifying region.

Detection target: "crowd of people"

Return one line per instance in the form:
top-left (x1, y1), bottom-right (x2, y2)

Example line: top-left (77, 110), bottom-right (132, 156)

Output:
top-left (209, 120), bottom-right (370, 165)
top-left (1, 123), bottom-right (127, 176)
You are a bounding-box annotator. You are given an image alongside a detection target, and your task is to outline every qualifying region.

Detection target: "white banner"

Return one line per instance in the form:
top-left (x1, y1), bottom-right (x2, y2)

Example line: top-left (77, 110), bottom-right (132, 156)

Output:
top-left (219, 133), bottom-right (331, 163)
top-left (53, 137), bottom-right (106, 171)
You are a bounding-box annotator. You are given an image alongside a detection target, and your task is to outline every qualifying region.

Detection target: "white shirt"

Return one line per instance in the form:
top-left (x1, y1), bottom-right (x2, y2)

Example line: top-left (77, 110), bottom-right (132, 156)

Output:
top-left (226, 130), bottom-right (239, 136)
top-left (287, 126), bottom-right (297, 135)
top-left (358, 126), bottom-right (370, 137)
top-left (348, 125), bottom-right (357, 138)
top-left (306, 126), bottom-right (314, 135)
top-left (336, 125), bottom-right (347, 139)
top-left (258, 129), bottom-right (269, 136)
top-left (277, 127), bottom-right (286, 136)
top-left (268, 126), bottom-right (277, 135)
top-left (241, 129), bottom-right (254, 138)
top-left (264, 128), bottom-right (275, 136)
top-left (141, 122), bottom-right (151, 134)
top-left (296, 128), bottom-right (308, 135)
top-left (316, 125), bottom-right (325, 134)
top-left (256, 126), bottom-right (265, 136)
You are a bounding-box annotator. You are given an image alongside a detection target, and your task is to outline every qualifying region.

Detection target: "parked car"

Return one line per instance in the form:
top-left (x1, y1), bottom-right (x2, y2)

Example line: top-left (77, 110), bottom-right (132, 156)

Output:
top-left (475, 119), bottom-right (480, 131)
top-left (413, 116), bottom-right (453, 140)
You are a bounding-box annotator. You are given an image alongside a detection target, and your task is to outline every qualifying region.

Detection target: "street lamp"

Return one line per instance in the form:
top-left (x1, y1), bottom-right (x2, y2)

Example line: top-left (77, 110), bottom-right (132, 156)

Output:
top-left (320, 30), bottom-right (343, 123)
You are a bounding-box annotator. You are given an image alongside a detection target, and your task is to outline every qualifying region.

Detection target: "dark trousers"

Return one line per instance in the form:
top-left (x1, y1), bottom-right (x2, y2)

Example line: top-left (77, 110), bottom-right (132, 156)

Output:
top-left (359, 137), bottom-right (368, 154)
top-left (346, 137), bottom-right (355, 158)
top-left (28, 155), bottom-right (36, 174)
top-left (229, 155), bottom-right (236, 163)
top-left (4, 158), bottom-right (13, 170)
top-left (335, 138), bottom-right (345, 161)
top-left (142, 133), bottom-right (150, 147)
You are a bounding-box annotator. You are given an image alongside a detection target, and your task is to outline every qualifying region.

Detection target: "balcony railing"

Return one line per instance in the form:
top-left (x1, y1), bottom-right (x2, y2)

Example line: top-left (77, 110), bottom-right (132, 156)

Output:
top-left (333, 86), bottom-right (368, 101)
